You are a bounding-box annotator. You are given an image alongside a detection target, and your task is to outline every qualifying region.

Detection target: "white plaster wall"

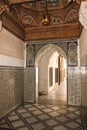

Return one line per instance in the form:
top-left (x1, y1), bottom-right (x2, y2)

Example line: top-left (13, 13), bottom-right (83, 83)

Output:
top-left (79, 28), bottom-right (87, 66)
top-left (38, 52), bottom-right (48, 94)
top-left (38, 49), bottom-right (59, 94)
top-left (0, 54), bottom-right (24, 67)
top-left (79, 28), bottom-right (87, 107)
top-left (48, 51), bottom-right (59, 93)
top-left (0, 28), bottom-right (25, 67)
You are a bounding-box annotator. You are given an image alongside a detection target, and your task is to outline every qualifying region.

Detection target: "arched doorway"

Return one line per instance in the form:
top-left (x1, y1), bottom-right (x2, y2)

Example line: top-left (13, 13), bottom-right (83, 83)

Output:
top-left (35, 44), bottom-right (67, 105)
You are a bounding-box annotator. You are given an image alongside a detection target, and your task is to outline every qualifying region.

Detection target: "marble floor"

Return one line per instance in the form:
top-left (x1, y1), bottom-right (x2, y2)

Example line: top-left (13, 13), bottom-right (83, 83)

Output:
top-left (0, 82), bottom-right (83, 130)
top-left (0, 103), bottom-right (83, 130)
top-left (39, 81), bottom-right (67, 106)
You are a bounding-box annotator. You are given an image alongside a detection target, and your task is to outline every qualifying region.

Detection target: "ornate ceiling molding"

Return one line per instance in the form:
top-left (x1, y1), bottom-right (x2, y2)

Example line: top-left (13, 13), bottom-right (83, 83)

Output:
top-left (0, 0), bottom-right (82, 41)
top-left (8, 0), bottom-right (81, 5)
top-left (9, 0), bottom-right (35, 5)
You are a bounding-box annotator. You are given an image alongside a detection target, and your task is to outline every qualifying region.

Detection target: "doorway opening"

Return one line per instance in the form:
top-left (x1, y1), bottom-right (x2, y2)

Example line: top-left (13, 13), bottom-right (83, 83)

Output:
top-left (35, 44), bottom-right (67, 105)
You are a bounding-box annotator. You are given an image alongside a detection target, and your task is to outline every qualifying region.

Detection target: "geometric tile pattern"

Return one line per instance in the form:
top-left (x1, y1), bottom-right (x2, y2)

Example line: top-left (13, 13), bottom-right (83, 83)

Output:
top-left (0, 103), bottom-right (83, 130)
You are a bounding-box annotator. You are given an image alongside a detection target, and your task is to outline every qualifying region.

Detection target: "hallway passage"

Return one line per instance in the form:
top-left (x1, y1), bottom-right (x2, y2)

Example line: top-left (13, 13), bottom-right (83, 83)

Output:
top-left (0, 103), bottom-right (83, 130)
top-left (39, 81), bottom-right (67, 106)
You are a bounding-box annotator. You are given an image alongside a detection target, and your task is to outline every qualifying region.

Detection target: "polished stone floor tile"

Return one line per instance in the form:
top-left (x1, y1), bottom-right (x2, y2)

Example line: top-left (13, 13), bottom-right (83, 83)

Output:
top-left (9, 112), bottom-right (16, 116)
top-left (56, 116), bottom-right (69, 122)
top-left (8, 115), bottom-right (20, 121)
top-left (32, 110), bottom-right (43, 115)
top-left (42, 108), bottom-right (52, 113)
top-left (18, 127), bottom-right (29, 130)
top-left (17, 109), bottom-right (27, 114)
top-left (48, 111), bottom-right (60, 117)
top-left (21, 113), bottom-right (32, 118)
top-left (0, 103), bottom-right (83, 130)
top-left (58, 109), bottom-right (68, 114)
top-left (12, 120), bottom-right (25, 128)
top-left (67, 107), bottom-right (77, 111)
top-left (51, 106), bottom-right (61, 110)
top-left (65, 121), bottom-right (81, 129)
top-left (45, 119), bottom-right (58, 126)
top-left (31, 122), bottom-right (45, 130)
top-left (53, 126), bottom-right (67, 130)
top-left (38, 114), bottom-right (50, 120)
top-left (66, 113), bottom-right (78, 119)
top-left (0, 124), bottom-right (9, 128)
top-left (35, 105), bottom-right (46, 109)
top-left (26, 117), bottom-right (38, 124)
top-left (28, 107), bottom-right (38, 111)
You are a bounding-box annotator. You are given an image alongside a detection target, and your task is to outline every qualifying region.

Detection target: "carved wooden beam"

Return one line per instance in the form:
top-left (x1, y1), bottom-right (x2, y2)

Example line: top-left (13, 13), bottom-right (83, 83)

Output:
top-left (8, 0), bottom-right (81, 5)
top-left (9, 0), bottom-right (40, 5)
top-left (2, 12), bottom-right (25, 40)
top-left (25, 22), bottom-right (82, 41)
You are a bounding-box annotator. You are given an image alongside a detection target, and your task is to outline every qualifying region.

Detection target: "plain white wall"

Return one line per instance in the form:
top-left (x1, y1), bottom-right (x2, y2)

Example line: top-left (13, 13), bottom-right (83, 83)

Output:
top-left (38, 48), bottom-right (59, 94)
top-left (0, 28), bottom-right (25, 67)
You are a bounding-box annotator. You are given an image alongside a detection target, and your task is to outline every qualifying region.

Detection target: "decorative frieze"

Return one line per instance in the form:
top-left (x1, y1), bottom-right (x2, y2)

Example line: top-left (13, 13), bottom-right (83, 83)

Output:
top-left (67, 42), bottom-right (78, 66)
top-left (22, 15), bottom-right (37, 27)
top-left (26, 44), bottom-right (35, 67)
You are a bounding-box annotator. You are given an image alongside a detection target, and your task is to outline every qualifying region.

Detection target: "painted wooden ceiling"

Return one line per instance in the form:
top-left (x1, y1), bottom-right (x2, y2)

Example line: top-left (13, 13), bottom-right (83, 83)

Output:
top-left (7, 0), bottom-right (80, 27)
top-left (0, 0), bottom-right (82, 40)
top-left (8, 0), bottom-right (81, 5)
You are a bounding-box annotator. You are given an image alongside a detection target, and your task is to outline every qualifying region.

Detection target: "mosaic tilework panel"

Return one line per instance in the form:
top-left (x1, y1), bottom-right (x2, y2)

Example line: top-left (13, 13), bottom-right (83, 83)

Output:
top-left (68, 67), bottom-right (81, 106)
top-left (24, 68), bottom-right (35, 103)
top-left (0, 103), bottom-right (83, 130)
top-left (0, 67), bottom-right (24, 118)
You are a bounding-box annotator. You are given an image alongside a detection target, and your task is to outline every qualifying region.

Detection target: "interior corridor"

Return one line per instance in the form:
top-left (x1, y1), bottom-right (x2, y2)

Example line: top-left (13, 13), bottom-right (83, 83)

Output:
top-left (38, 80), bottom-right (67, 106)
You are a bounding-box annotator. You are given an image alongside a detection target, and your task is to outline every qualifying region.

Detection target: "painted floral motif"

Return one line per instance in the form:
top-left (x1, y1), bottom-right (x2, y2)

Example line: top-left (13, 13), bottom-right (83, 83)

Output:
top-left (22, 15), bottom-right (37, 27)
top-left (67, 42), bottom-right (78, 66)
top-left (0, 3), bottom-right (9, 15)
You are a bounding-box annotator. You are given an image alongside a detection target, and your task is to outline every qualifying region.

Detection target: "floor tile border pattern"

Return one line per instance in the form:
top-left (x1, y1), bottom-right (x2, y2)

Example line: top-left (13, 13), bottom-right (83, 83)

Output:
top-left (0, 103), bottom-right (83, 130)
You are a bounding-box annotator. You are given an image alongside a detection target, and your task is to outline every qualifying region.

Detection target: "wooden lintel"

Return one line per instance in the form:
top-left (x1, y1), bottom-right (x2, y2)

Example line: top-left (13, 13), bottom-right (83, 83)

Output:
top-left (9, 0), bottom-right (36, 5)
top-left (2, 12), bottom-right (25, 41)
top-left (25, 23), bottom-right (82, 41)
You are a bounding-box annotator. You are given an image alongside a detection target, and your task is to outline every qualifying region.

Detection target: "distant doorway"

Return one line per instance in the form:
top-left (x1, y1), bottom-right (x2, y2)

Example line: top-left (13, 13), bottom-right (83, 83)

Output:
top-left (35, 44), bottom-right (67, 105)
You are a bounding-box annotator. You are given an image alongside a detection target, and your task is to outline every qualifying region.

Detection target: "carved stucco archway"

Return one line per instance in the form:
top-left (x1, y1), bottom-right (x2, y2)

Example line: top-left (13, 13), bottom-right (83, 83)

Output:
top-left (35, 44), bottom-right (67, 103)
top-left (35, 44), bottom-right (67, 67)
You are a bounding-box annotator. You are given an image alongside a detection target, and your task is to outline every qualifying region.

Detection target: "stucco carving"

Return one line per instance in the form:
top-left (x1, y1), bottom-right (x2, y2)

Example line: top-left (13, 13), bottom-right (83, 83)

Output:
top-left (67, 42), bottom-right (78, 66)
top-left (26, 44), bottom-right (34, 67)
top-left (65, 9), bottom-right (79, 23)
top-left (34, 44), bottom-right (45, 55)
top-left (50, 15), bottom-right (62, 25)
top-left (26, 40), bottom-right (78, 67)
top-left (27, 39), bottom-right (68, 55)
